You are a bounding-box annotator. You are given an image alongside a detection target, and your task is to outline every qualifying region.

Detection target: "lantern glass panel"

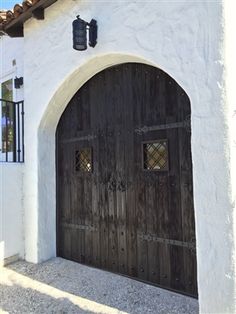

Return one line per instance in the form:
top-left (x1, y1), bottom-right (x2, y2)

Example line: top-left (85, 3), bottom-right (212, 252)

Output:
top-left (73, 18), bottom-right (87, 51)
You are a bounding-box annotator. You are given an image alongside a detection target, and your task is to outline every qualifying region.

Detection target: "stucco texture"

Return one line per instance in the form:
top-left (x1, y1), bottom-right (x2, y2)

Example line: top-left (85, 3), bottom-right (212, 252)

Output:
top-left (0, 36), bottom-right (24, 262)
top-left (21, 0), bottom-right (235, 313)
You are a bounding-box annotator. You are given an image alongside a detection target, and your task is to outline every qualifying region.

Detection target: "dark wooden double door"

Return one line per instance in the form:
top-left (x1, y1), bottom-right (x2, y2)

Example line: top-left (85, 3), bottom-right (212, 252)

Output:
top-left (56, 63), bottom-right (197, 297)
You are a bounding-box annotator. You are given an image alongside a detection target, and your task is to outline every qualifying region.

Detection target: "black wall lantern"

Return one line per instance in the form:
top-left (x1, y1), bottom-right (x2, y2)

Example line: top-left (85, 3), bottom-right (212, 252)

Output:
top-left (73, 16), bottom-right (97, 51)
top-left (14, 76), bottom-right (23, 89)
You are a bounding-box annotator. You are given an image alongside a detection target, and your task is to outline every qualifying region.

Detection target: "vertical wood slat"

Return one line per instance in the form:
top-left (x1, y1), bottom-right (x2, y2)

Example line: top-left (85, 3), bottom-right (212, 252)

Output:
top-left (124, 65), bottom-right (137, 278)
top-left (177, 85), bottom-right (197, 296)
top-left (106, 68), bottom-right (118, 273)
top-left (56, 63), bottom-right (197, 297)
top-left (89, 77), bottom-right (100, 268)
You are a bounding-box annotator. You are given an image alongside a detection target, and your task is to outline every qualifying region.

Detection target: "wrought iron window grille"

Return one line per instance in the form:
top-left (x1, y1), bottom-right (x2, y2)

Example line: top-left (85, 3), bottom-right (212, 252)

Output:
top-left (75, 147), bottom-right (92, 172)
top-left (0, 99), bottom-right (24, 162)
top-left (143, 140), bottom-right (169, 171)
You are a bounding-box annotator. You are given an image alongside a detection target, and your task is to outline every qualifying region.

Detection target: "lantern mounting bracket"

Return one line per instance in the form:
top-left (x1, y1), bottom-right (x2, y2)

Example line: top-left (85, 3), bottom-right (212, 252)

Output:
top-left (73, 15), bottom-right (97, 51)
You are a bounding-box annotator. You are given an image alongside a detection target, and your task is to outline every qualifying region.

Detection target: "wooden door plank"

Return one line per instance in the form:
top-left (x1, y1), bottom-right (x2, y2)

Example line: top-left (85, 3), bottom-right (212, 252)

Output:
top-left (158, 174), bottom-right (171, 288)
top-left (146, 181), bottom-right (159, 284)
top-left (124, 64), bottom-right (137, 278)
top-left (177, 88), bottom-right (197, 296)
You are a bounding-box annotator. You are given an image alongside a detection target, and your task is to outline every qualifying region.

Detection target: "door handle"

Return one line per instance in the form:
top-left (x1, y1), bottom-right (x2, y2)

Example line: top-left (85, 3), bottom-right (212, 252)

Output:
top-left (117, 180), bottom-right (126, 192)
top-left (107, 176), bottom-right (116, 192)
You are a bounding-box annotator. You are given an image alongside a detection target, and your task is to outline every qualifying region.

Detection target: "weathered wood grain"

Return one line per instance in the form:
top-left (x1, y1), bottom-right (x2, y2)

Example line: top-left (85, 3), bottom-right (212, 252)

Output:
top-left (56, 63), bottom-right (197, 297)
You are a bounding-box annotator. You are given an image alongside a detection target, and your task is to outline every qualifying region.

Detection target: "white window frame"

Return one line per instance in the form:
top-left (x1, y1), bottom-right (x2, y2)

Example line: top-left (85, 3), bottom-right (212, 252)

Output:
top-left (0, 71), bottom-right (17, 162)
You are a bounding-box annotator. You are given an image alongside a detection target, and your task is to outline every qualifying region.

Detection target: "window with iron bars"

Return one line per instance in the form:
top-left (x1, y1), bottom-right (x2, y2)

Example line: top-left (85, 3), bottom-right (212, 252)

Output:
top-left (0, 79), bottom-right (24, 162)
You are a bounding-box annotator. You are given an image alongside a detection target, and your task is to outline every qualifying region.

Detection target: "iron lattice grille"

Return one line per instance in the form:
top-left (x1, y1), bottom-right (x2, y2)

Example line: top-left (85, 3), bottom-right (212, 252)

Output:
top-left (143, 140), bottom-right (168, 171)
top-left (75, 148), bottom-right (92, 172)
top-left (0, 99), bottom-right (24, 163)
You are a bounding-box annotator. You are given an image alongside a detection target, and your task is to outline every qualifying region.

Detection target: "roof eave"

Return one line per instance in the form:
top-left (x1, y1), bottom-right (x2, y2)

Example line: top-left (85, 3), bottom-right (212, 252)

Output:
top-left (3, 0), bottom-right (58, 37)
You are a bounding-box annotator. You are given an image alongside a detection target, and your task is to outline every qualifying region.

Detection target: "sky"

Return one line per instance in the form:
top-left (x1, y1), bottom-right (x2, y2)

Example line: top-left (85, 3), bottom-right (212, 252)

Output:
top-left (0, 0), bottom-right (17, 10)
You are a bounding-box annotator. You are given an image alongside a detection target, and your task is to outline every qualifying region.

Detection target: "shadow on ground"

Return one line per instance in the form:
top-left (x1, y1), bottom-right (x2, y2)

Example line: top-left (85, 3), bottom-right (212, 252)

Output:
top-left (0, 257), bottom-right (198, 314)
top-left (0, 283), bottom-right (92, 314)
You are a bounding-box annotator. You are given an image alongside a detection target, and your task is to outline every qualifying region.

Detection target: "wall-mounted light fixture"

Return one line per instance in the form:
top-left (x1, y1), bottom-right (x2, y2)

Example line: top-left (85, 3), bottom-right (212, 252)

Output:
top-left (14, 76), bottom-right (23, 89)
top-left (72, 15), bottom-right (97, 51)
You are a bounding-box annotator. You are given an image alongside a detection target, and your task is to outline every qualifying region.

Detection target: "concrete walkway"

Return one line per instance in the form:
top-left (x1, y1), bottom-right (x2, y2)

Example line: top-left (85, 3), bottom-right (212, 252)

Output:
top-left (0, 258), bottom-right (198, 314)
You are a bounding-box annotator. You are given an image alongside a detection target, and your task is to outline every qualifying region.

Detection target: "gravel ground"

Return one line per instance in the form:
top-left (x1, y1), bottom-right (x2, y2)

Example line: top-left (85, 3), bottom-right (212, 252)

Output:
top-left (0, 258), bottom-right (199, 314)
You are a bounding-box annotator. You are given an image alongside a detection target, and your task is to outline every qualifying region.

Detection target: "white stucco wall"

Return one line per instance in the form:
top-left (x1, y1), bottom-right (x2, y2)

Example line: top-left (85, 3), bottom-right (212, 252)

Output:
top-left (0, 164), bottom-right (24, 262)
top-left (225, 2), bottom-right (236, 312)
top-left (0, 36), bottom-right (24, 102)
top-left (21, 0), bottom-right (235, 313)
top-left (0, 36), bottom-right (24, 264)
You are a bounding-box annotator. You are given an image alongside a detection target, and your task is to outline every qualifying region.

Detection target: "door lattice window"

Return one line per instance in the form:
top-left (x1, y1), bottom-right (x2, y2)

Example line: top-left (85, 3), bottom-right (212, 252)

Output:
top-left (75, 148), bottom-right (92, 172)
top-left (143, 140), bottom-right (168, 171)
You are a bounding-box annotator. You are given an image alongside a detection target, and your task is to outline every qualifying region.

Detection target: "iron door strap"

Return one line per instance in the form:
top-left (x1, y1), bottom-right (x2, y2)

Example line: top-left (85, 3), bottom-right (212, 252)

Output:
top-left (61, 134), bottom-right (96, 144)
top-left (61, 222), bottom-right (97, 232)
top-left (138, 232), bottom-right (196, 250)
top-left (135, 116), bottom-right (191, 134)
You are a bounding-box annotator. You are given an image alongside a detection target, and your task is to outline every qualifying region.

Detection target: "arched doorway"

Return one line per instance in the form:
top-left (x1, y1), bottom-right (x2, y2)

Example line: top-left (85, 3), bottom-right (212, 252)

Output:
top-left (56, 63), bottom-right (197, 296)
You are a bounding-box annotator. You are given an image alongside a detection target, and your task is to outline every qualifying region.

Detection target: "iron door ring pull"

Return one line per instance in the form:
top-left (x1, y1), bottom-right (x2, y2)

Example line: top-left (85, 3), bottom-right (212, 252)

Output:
top-left (117, 180), bottom-right (126, 192)
top-left (108, 178), bottom-right (116, 192)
